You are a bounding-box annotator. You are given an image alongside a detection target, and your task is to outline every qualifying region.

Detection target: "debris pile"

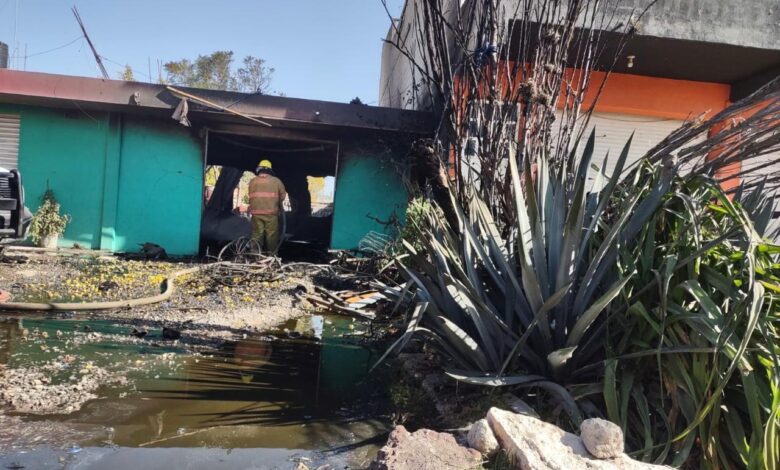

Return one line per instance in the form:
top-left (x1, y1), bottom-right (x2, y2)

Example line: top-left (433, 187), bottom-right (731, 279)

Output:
top-left (305, 286), bottom-right (386, 320)
top-left (13, 255), bottom-right (191, 303)
top-left (370, 425), bottom-right (482, 470)
top-left (0, 361), bottom-right (127, 414)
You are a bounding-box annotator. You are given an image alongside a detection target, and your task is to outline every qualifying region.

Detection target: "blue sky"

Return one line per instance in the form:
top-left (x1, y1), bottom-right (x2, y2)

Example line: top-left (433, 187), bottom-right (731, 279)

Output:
top-left (0, 0), bottom-right (405, 104)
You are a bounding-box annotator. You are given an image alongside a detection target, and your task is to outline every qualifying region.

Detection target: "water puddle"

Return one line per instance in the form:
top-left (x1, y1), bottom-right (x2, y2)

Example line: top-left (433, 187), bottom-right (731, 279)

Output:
top-left (0, 314), bottom-right (392, 468)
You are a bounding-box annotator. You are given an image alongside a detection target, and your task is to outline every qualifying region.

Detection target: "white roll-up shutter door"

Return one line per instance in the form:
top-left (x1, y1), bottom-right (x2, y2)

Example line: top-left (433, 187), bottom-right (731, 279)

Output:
top-left (561, 111), bottom-right (778, 239)
top-left (585, 113), bottom-right (685, 174)
top-left (0, 114), bottom-right (20, 169)
top-left (557, 112), bottom-right (686, 176)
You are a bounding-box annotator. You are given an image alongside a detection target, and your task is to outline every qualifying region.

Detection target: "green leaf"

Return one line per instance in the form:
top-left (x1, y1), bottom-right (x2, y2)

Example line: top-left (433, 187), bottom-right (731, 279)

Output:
top-left (555, 130), bottom-right (596, 292)
top-left (431, 315), bottom-right (492, 372)
top-left (547, 346), bottom-right (578, 370)
top-left (445, 371), bottom-right (545, 387)
top-left (681, 280), bottom-right (725, 324)
top-left (499, 283), bottom-right (571, 375)
top-left (604, 359), bottom-right (620, 423)
top-left (517, 380), bottom-right (583, 425)
top-left (370, 302), bottom-right (427, 371)
top-left (508, 143), bottom-right (545, 313)
top-left (446, 280), bottom-right (501, 369)
top-left (572, 189), bottom-right (644, 317)
top-left (568, 273), bottom-right (634, 347)
top-left (673, 284), bottom-right (765, 443)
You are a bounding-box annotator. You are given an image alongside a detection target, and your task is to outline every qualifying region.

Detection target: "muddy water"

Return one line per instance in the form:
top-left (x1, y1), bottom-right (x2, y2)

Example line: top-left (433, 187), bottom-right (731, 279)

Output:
top-left (0, 314), bottom-right (392, 469)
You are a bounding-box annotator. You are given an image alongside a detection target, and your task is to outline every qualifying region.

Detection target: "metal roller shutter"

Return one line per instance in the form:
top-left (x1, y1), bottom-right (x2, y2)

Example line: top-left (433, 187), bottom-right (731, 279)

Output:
top-left (556, 112), bottom-right (686, 177)
top-left (0, 114), bottom-right (20, 169)
top-left (562, 111), bottom-right (779, 239)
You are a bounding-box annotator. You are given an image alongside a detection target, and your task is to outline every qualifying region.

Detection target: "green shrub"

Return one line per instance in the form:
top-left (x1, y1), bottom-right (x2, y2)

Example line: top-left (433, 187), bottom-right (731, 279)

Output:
top-left (398, 197), bottom-right (435, 254)
top-left (29, 190), bottom-right (70, 244)
top-left (596, 176), bottom-right (779, 467)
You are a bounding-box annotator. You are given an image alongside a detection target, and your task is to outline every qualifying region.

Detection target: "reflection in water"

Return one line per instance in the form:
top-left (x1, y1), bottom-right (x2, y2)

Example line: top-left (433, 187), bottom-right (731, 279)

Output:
top-left (136, 316), bottom-right (388, 446)
top-left (0, 318), bottom-right (18, 364)
top-left (0, 315), bottom-right (392, 455)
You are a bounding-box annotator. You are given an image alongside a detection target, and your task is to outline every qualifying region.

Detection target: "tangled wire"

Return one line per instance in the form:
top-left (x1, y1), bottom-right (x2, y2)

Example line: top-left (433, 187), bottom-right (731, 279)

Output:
top-left (206, 238), bottom-right (338, 288)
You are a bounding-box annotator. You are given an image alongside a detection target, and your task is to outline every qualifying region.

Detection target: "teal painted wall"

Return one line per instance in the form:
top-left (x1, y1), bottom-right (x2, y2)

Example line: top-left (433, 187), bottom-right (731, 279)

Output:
top-left (330, 152), bottom-right (407, 251)
top-left (114, 118), bottom-right (203, 255)
top-left (1, 104), bottom-right (203, 255)
top-left (4, 102), bottom-right (407, 255)
top-left (1, 104), bottom-right (111, 249)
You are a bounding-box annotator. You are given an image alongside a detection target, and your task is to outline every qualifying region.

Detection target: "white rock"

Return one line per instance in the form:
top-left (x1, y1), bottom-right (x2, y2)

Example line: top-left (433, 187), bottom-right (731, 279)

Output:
top-left (467, 418), bottom-right (499, 456)
top-left (486, 408), bottom-right (670, 470)
top-left (581, 418), bottom-right (624, 459)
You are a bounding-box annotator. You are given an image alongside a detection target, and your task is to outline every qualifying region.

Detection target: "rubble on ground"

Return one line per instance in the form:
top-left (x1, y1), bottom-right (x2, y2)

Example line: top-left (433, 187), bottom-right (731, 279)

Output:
top-left (371, 407), bottom-right (673, 470)
top-left (486, 407), bottom-right (670, 469)
top-left (467, 418), bottom-right (499, 457)
top-left (580, 418), bottom-right (625, 459)
top-left (370, 425), bottom-right (483, 470)
top-left (0, 361), bottom-right (127, 414)
top-left (0, 252), bottom-right (318, 334)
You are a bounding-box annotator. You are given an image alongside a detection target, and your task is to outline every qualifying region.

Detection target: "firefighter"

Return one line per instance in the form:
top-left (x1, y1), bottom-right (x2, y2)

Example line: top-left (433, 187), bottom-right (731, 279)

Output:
top-left (248, 160), bottom-right (286, 253)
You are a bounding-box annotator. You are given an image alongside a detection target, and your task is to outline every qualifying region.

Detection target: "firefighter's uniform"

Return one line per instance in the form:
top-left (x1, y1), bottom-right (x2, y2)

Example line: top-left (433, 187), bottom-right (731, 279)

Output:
top-left (248, 160), bottom-right (286, 253)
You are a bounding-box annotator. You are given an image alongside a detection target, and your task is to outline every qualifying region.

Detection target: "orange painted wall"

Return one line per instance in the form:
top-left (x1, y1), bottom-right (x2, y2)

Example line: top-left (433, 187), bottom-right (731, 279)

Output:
top-left (454, 64), bottom-right (740, 185)
top-left (582, 71), bottom-right (731, 120)
top-left (705, 100), bottom-right (778, 192)
top-left (454, 63), bottom-right (732, 120)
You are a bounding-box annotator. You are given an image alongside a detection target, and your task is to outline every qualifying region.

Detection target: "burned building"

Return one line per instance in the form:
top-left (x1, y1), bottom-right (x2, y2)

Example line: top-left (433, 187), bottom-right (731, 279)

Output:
top-left (0, 69), bottom-right (433, 255)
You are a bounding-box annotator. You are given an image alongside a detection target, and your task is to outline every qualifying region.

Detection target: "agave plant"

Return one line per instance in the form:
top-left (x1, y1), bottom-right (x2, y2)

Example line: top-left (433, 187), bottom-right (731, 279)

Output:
top-left (378, 92), bottom-right (780, 467)
top-left (377, 0), bottom-right (780, 463)
top-left (383, 145), bottom-right (778, 468)
top-left (384, 129), bottom-right (678, 384)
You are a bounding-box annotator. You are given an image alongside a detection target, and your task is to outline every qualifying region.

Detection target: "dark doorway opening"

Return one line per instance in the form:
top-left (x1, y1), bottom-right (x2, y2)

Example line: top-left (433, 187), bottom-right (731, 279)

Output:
top-left (201, 131), bottom-right (338, 254)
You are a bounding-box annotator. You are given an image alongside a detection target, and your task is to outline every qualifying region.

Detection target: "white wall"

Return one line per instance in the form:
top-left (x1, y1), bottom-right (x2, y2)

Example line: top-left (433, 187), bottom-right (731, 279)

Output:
top-left (378, 0), bottom-right (462, 110)
top-left (378, 0), bottom-right (425, 109)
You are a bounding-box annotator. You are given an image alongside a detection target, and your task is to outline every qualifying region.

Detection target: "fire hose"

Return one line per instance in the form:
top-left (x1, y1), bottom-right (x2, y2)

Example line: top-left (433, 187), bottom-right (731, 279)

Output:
top-left (0, 208), bottom-right (287, 311)
top-left (0, 263), bottom-right (223, 312)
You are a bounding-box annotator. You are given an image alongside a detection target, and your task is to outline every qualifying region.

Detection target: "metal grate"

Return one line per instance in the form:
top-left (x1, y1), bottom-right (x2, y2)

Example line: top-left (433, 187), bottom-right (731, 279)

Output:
top-left (358, 231), bottom-right (394, 255)
top-left (0, 176), bottom-right (11, 199)
top-left (0, 114), bottom-right (20, 170)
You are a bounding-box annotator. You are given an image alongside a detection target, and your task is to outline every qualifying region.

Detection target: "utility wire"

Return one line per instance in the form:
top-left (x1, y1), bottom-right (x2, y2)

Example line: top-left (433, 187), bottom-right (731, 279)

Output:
top-left (9, 35), bottom-right (84, 59)
top-left (100, 55), bottom-right (153, 81)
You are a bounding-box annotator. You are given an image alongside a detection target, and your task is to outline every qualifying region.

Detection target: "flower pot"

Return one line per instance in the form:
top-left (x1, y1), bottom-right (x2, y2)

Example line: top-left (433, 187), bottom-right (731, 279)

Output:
top-left (39, 233), bottom-right (59, 249)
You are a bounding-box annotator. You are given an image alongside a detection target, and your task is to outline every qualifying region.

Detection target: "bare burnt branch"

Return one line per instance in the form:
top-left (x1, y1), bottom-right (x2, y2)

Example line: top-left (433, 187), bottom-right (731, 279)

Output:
top-left (380, 0), bottom-right (780, 228)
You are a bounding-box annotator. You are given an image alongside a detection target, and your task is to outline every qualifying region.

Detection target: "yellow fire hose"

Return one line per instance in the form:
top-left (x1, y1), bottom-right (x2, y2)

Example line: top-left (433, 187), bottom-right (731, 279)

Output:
top-left (0, 263), bottom-right (221, 312)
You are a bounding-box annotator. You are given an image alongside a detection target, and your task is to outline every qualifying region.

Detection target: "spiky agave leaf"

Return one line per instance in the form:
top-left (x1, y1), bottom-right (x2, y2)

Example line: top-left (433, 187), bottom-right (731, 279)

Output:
top-left (386, 135), bottom-right (780, 468)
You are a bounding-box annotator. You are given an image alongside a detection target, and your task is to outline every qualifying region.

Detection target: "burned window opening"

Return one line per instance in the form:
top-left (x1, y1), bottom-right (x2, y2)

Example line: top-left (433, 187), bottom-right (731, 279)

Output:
top-left (201, 132), bottom-right (338, 254)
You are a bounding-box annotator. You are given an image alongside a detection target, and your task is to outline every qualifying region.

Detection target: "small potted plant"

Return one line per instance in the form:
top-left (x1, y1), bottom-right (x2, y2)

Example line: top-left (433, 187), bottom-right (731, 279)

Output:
top-left (29, 189), bottom-right (70, 249)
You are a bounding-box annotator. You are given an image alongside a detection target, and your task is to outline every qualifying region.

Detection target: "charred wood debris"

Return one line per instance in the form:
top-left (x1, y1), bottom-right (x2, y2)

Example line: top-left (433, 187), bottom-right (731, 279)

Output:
top-left (0, 237), bottom-right (412, 328)
top-left (207, 239), bottom-right (411, 325)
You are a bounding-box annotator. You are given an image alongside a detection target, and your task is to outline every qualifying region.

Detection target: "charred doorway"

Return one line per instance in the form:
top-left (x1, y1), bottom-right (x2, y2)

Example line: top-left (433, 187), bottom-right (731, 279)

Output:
top-left (201, 131), bottom-right (338, 252)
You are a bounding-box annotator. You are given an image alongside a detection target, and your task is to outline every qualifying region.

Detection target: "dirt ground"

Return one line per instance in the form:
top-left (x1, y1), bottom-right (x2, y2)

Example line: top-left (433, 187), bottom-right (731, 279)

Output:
top-left (0, 249), bottom-right (322, 336)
